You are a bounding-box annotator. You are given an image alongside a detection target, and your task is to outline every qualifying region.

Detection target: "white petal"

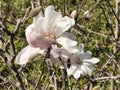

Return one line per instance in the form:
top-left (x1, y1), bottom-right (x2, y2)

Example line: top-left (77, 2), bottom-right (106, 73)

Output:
top-left (84, 58), bottom-right (100, 64)
top-left (16, 45), bottom-right (44, 65)
top-left (67, 64), bottom-right (77, 76)
top-left (73, 69), bottom-right (81, 79)
top-left (55, 16), bottom-right (75, 37)
top-left (57, 36), bottom-right (78, 53)
top-left (59, 32), bottom-right (76, 40)
top-left (78, 43), bottom-right (84, 53)
top-left (83, 63), bottom-right (95, 70)
top-left (81, 65), bottom-right (92, 76)
top-left (85, 66), bottom-right (92, 76)
top-left (80, 65), bottom-right (88, 75)
top-left (45, 5), bottom-right (62, 34)
top-left (33, 17), bottom-right (46, 34)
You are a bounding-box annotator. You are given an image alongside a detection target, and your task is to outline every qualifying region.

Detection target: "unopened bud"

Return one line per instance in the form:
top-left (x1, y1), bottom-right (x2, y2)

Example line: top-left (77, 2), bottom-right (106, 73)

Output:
top-left (29, 6), bottom-right (42, 18)
top-left (83, 10), bottom-right (91, 19)
top-left (70, 10), bottom-right (77, 19)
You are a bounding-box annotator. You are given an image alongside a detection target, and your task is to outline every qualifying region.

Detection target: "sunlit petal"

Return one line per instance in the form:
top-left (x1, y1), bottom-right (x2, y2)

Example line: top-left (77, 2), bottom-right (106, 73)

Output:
top-left (45, 5), bottom-right (62, 34)
top-left (84, 58), bottom-right (100, 64)
top-left (16, 45), bottom-right (44, 65)
top-left (54, 16), bottom-right (75, 37)
top-left (57, 36), bottom-right (78, 53)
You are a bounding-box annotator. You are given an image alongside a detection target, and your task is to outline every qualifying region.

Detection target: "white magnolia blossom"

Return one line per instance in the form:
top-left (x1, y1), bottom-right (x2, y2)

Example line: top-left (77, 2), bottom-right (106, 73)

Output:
top-left (16, 45), bottom-right (44, 65)
top-left (16, 5), bottom-right (78, 65)
top-left (25, 5), bottom-right (78, 53)
top-left (67, 43), bottom-right (99, 79)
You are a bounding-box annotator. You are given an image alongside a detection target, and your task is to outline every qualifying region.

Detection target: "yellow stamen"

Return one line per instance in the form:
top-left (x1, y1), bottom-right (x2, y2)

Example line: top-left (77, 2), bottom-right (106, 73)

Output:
top-left (45, 33), bottom-right (55, 39)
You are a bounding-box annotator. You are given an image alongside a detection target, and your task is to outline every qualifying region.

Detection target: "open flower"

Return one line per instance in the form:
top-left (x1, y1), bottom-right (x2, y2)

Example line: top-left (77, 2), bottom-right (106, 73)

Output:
top-left (25, 5), bottom-right (78, 53)
top-left (16, 5), bottom-right (78, 65)
top-left (67, 43), bottom-right (99, 79)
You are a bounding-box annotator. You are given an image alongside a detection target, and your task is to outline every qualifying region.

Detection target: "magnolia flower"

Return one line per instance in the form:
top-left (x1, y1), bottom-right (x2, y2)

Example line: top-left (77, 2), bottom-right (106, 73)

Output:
top-left (67, 43), bottom-right (99, 79)
top-left (16, 45), bottom-right (44, 65)
top-left (25, 5), bottom-right (78, 53)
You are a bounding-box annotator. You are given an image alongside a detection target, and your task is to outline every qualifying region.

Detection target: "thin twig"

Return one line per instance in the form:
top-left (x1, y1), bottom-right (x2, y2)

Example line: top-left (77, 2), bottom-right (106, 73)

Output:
top-left (95, 75), bottom-right (120, 80)
top-left (44, 71), bottom-right (55, 90)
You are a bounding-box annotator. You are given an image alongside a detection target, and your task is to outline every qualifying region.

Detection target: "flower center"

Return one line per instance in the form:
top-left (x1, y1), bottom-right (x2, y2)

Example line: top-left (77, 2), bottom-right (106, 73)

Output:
top-left (76, 59), bottom-right (83, 65)
top-left (45, 32), bottom-right (55, 39)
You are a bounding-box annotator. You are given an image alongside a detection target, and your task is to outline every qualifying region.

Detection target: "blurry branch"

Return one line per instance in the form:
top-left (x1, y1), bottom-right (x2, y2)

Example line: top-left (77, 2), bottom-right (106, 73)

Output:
top-left (1, 20), bottom-right (12, 36)
top-left (8, 62), bottom-right (25, 90)
top-left (44, 48), bottom-right (58, 90)
top-left (44, 71), bottom-right (55, 90)
top-left (87, 0), bottom-right (102, 13)
top-left (13, 19), bottom-right (21, 35)
top-left (76, 24), bottom-right (107, 37)
top-left (22, 6), bottom-right (42, 24)
top-left (95, 75), bottom-right (120, 80)
top-left (75, 0), bottom-right (85, 21)
top-left (75, 24), bottom-right (120, 47)
top-left (38, 0), bottom-right (42, 6)
top-left (98, 4), bottom-right (115, 38)
top-left (96, 48), bottom-right (120, 77)
top-left (0, 9), bottom-right (26, 90)
top-left (63, 0), bottom-right (67, 16)
top-left (106, 0), bottom-right (120, 24)
top-left (103, 52), bottom-right (120, 69)
top-left (33, 71), bottom-right (43, 90)
top-left (0, 75), bottom-right (16, 87)
top-left (0, 55), bottom-right (25, 90)
top-left (111, 0), bottom-right (119, 89)
top-left (76, 0), bottom-right (103, 23)
top-left (30, 0), bottom-right (35, 9)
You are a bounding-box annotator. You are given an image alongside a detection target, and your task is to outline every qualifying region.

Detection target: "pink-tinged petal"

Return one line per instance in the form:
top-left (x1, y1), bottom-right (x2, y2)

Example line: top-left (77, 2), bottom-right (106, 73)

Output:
top-left (70, 10), bottom-right (77, 19)
top-left (56, 36), bottom-right (78, 53)
top-left (16, 45), bottom-right (44, 65)
top-left (25, 24), bottom-right (53, 49)
top-left (50, 45), bottom-right (59, 58)
top-left (57, 48), bottom-right (70, 59)
top-left (45, 5), bottom-right (62, 34)
top-left (54, 16), bottom-right (75, 37)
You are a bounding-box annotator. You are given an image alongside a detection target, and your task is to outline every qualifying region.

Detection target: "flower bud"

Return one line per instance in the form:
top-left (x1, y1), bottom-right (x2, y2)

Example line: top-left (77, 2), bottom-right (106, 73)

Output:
top-left (70, 10), bottom-right (77, 19)
top-left (83, 10), bottom-right (91, 19)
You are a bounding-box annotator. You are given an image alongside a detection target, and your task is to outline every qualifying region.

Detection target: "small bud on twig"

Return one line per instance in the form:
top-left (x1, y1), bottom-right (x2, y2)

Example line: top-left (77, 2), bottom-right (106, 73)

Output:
top-left (70, 10), bottom-right (77, 19)
top-left (83, 10), bottom-right (91, 20)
